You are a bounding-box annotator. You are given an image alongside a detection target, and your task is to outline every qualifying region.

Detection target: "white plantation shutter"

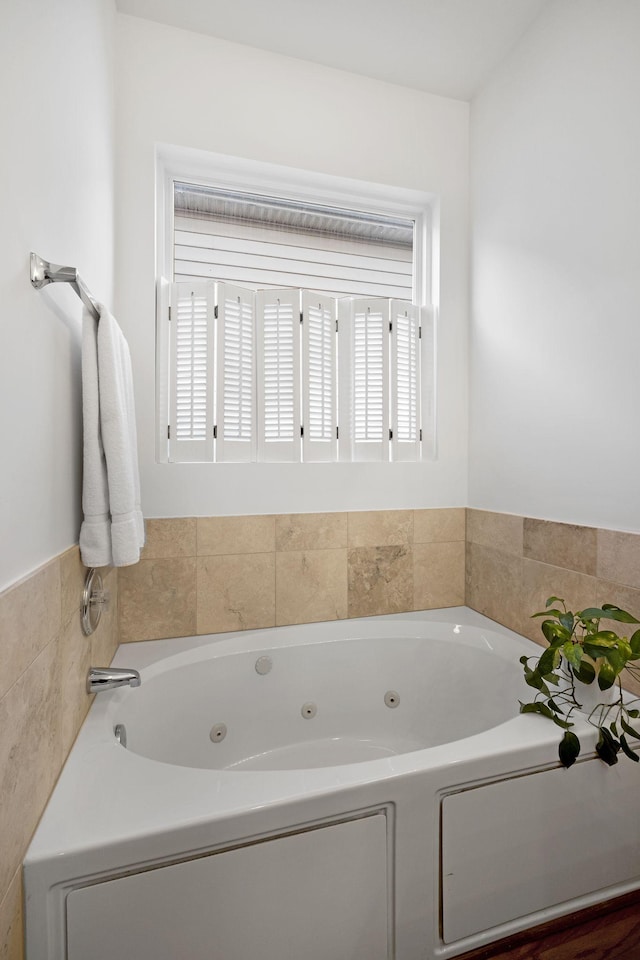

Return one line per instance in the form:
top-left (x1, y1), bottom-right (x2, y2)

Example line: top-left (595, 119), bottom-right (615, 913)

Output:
top-left (420, 306), bottom-right (437, 459)
top-left (390, 301), bottom-right (421, 462)
top-left (350, 299), bottom-right (390, 462)
top-left (216, 283), bottom-right (256, 462)
top-left (165, 279), bottom-right (431, 464)
top-left (256, 289), bottom-right (301, 462)
top-left (302, 291), bottom-right (337, 462)
top-left (169, 281), bottom-right (215, 462)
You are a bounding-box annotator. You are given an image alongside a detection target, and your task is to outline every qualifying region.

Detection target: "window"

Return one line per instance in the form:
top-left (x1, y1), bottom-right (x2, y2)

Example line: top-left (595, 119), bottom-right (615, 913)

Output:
top-left (156, 151), bottom-right (436, 464)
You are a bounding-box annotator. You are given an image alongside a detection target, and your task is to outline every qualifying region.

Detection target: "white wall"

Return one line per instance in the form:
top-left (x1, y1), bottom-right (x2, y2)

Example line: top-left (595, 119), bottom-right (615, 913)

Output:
top-left (470, 0), bottom-right (640, 533)
top-left (0, 0), bottom-right (116, 591)
top-left (115, 15), bottom-right (470, 518)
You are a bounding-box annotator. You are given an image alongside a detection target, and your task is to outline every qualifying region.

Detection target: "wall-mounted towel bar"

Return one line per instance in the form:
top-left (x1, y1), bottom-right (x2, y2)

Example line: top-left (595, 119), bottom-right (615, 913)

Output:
top-left (30, 252), bottom-right (100, 322)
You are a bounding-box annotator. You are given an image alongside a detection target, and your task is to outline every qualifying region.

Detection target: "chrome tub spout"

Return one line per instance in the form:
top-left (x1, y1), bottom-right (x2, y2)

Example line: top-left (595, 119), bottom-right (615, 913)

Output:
top-left (87, 667), bottom-right (141, 694)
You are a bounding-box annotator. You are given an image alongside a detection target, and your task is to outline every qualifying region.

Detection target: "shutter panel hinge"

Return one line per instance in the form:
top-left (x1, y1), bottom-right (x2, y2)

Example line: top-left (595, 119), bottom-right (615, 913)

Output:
top-left (168, 306), bottom-right (172, 322)
top-left (214, 305), bottom-right (219, 319)
top-left (336, 319), bottom-right (339, 332)
top-left (213, 425), bottom-right (217, 439)
top-left (300, 312), bottom-right (304, 324)
top-left (300, 426), bottom-right (304, 438)
top-left (336, 426), bottom-right (339, 439)
top-left (389, 429), bottom-right (393, 440)
top-left (167, 425), bottom-right (170, 440)
top-left (420, 428), bottom-right (423, 441)
top-left (389, 322), bottom-right (393, 332)
top-left (419, 326), bottom-right (422, 338)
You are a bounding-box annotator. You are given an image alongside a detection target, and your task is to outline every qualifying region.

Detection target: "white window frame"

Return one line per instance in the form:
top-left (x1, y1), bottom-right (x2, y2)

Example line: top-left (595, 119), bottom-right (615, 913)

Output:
top-left (155, 145), bottom-right (437, 463)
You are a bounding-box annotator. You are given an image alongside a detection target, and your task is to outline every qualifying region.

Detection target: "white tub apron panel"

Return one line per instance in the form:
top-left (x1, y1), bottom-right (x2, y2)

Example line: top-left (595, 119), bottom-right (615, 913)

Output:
top-left (441, 759), bottom-right (640, 943)
top-left (66, 814), bottom-right (390, 960)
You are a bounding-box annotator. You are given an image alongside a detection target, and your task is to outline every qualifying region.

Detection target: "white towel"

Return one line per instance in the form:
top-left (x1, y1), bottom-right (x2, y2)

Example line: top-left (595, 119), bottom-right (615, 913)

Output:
top-left (79, 305), bottom-right (145, 567)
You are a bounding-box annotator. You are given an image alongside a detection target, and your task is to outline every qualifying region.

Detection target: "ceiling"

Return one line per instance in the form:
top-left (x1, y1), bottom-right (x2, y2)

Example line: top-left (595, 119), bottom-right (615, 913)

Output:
top-left (115, 0), bottom-right (549, 101)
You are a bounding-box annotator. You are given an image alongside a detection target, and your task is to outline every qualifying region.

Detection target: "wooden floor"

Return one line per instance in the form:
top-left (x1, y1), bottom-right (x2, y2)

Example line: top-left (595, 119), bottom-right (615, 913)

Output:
top-left (458, 891), bottom-right (640, 960)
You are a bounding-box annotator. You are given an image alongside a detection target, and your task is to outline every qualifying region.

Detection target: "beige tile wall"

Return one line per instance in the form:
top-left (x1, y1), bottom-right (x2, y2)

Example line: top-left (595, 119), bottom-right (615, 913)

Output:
top-left (0, 549), bottom-right (119, 960)
top-left (466, 509), bottom-right (640, 694)
top-left (118, 509), bottom-right (467, 642)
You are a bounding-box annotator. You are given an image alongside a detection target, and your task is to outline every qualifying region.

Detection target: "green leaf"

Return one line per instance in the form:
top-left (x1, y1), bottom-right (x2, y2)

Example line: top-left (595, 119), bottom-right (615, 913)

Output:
top-left (604, 649), bottom-right (625, 673)
top-left (620, 734), bottom-right (639, 762)
top-left (628, 709), bottom-right (640, 719)
top-left (629, 630), bottom-right (640, 658)
top-left (573, 660), bottom-right (596, 684)
top-left (583, 641), bottom-right (616, 661)
top-left (598, 661), bottom-right (617, 691)
top-left (579, 607), bottom-right (606, 622)
top-left (559, 612), bottom-right (575, 633)
top-left (590, 631), bottom-right (622, 643)
top-left (541, 621), bottom-right (570, 645)
top-left (596, 728), bottom-right (620, 766)
top-left (600, 605), bottom-right (640, 624)
top-left (532, 609), bottom-right (564, 619)
top-left (538, 646), bottom-right (560, 675)
top-left (621, 717), bottom-right (640, 740)
top-left (520, 701), bottom-right (571, 727)
top-left (546, 596), bottom-right (565, 608)
top-left (558, 730), bottom-right (581, 768)
top-left (610, 721), bottom-right (619, 737)
top-left (562, 641), bottom-right (583, 669)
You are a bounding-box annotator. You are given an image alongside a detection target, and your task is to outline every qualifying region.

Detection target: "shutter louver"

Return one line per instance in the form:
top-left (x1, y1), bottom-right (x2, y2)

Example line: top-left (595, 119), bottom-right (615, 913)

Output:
top-left (256, 289), bottom-right (301, 461)
top-left (216, 282), bottom-right (256, 462)
top-left (351, 299), bottom-right (390, 462)
top-left (168, 281), bottom-right (215, 462)
top-left (390, 301), bottom-right (421, 461)
top-left (302, 291), bottom-right (337, 462)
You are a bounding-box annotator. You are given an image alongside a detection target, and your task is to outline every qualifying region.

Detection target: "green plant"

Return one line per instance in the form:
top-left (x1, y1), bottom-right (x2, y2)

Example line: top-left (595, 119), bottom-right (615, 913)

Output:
top-left (520, 597), bottom-right (640, 767)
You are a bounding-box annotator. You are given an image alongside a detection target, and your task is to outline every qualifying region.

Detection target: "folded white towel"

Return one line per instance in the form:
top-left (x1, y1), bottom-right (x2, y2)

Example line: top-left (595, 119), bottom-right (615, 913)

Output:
top-left (79, 305), bottom-right (144, 567)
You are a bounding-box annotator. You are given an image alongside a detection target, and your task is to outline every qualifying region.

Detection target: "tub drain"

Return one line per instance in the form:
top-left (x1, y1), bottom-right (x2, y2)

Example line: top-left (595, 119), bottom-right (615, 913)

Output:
top-left (384, 690), bottom-right (400, 708)
top-left (301, 702), bottom-right (317, 719)
top-left (210, 722), bottom-right (227, 742)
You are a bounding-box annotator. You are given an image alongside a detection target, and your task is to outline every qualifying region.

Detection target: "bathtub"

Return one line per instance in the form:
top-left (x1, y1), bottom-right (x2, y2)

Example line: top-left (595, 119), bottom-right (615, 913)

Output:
top-left (24, 608), bottom-right (640, 960)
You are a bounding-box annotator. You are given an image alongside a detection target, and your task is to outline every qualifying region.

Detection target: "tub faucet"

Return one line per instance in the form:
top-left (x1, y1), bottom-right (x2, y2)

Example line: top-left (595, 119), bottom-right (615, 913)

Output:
top-left (87, 667), bottom-right (141, 694)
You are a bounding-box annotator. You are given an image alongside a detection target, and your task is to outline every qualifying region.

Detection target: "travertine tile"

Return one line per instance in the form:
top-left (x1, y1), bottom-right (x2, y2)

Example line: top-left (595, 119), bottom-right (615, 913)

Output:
top-left (598, 529), bottom-right (640, 590)
top-left (142, 518), bottom-right (196, 559)
top-left (54, 611), bottom-right (92, 757)
top-left (520, 558), bottom-right (598, 645)
top-left (0, 559), bottom-right (60, 702)
top-left (197, 554), bottom-right (275, 634)
top-left (276, 550), bottom-right (347, 625)
top-left (465, 542), bottom-right (522, 635)
top-left (118, 558), bottom-right (197, 642)
top-left (275, 513), bottom-right (347, 552)
top-left (197, 515), bottom-right (275, 556)
top-left (0, 868), bottom-right (23, 960)
top-left (348, 545), bottom-right (413, 618)
top-left (89, 568), bottom-right (119, 669)
top-left (0, 640), bottom-right (62, 898)
top-left (59, 546), bottom-right (88, 629)
top-left (348, 510), bottom-right (413, 548)
top-left (414, 542), bottom-right (465, 610)
top-left (524, 518), bottom-right (597, 576)
top-left (466, 509), bottom-right (523, 556)
top-left (414, 508), bottom-right (465, 543)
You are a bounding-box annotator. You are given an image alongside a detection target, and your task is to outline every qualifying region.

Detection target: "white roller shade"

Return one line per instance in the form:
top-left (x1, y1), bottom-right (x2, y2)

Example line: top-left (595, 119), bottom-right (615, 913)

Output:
top-left (302, 291), bottom-right (337, 462)
top-left (168, 281), bottom-right (215, 462)
top-left (216, 283), bottom-right (256, 462)
top-left (256, 289), bottom-right (301, 462)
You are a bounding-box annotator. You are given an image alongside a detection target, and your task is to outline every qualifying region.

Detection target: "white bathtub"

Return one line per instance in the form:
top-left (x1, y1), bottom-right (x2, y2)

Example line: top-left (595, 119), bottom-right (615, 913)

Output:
top-left (24, 609), bottom-right (640, 960)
